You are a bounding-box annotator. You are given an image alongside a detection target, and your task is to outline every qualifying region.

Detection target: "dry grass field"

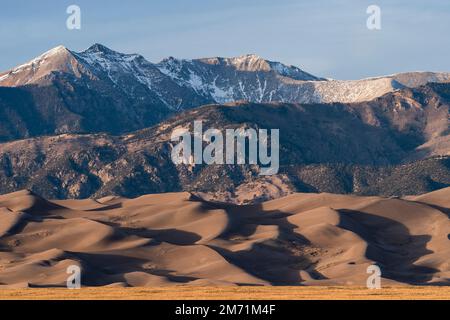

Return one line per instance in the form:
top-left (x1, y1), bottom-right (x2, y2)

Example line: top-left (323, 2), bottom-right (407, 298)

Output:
top-left (0, 286), bottom-right (449, 300)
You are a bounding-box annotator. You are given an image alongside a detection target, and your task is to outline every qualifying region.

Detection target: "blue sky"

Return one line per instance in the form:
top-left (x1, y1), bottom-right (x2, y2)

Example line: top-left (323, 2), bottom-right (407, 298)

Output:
top-left (1, 0), bottom-right (449, 79)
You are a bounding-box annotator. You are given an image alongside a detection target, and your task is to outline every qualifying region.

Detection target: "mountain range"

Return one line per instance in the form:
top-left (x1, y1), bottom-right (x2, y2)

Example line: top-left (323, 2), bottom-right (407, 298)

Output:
top-left (1, 44), bottom-right (450, 141)
top-left (0, 44), bottom-right (449, 201)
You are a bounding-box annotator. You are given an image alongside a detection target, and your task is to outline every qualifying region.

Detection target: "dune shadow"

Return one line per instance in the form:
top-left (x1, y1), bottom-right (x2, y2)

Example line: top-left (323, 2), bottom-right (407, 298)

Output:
top-left (66, 252), bottom-right (198, 287)
top-left (120, 227), bottom-right (202, 245)
top-left (85, 203), bottom-right (124, 211)
top-left (0, 213), bottom-right (43, 243)
top-left (204, 201), bottom-right (327, 285)
top-left (95, 219), bottom-right (202, 245)
top-left (337, 209), bottom-right (440, 284)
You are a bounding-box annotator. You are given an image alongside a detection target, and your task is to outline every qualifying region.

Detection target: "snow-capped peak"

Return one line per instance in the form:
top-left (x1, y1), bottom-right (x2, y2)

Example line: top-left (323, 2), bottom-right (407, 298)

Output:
top-left (8, 45), bottom-right (70, 73)
top-left (78, 43), bottom-right (140, 62)
top-left (0, 45), bottom-right (78, 86)
top-left (74, 44), bottom-right (144, 75)
top-left (195, 54), bottom-right (271, 72)
top-left (2, 43), bottom-right (450, 109)
top-left (42, 45), bottom-right (69, 55)
top-left (191, 54), bottom-right (321, 81)
top-left (84, 43), bottom-right (116, 54)
top-left (73, 44), bottom-right (181, 109)
top-left (228, 54), bottom-right (268, 69)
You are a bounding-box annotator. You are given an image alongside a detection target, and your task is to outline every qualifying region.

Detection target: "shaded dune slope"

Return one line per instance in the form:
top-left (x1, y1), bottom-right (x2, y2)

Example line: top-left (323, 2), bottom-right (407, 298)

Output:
top-left (0, 189), bottom-right (449, 287)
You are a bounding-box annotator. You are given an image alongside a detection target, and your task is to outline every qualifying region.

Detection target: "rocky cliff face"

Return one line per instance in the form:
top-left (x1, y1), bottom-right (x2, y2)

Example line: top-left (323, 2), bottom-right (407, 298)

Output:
top-left (0, 83), bottom-right (449, 201)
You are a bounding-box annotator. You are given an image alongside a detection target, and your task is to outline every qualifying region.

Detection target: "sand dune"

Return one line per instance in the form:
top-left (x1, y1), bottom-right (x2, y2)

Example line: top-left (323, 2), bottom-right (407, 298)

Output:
top-left (0, 189), bottom-right (449, 288)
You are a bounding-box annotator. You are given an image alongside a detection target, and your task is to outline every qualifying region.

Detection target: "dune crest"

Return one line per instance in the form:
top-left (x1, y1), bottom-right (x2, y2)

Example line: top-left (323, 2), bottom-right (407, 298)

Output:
top-left (0, 189), bottom-right (449, 287)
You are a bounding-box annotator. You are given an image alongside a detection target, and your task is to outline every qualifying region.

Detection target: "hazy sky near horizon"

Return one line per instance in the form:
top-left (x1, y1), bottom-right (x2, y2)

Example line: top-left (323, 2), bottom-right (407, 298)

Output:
top-left (1, 0), bottom-right (449, 79)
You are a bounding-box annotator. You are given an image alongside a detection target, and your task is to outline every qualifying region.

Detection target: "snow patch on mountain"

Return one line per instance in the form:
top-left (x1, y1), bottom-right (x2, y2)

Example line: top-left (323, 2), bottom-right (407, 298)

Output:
top-left (2, 44), bottom-right (450, 109)
top-left (12, 45), bottom-right (68, 73)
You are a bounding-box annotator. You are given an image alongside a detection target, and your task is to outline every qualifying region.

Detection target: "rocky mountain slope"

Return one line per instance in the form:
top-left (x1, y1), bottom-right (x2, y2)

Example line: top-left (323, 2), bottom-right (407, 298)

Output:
top-left (0, 83), bottom-right (449, 201)
top-left (1, 44), bottom-right (450, 142)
